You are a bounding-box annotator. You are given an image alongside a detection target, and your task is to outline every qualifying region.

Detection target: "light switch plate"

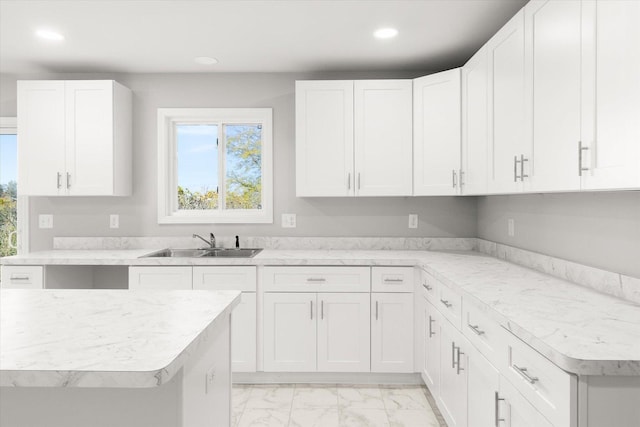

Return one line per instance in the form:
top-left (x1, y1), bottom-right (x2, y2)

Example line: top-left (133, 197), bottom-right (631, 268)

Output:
top-left (109, 214), bottom-right (119, 229)
top-left (281, 213), bottom-right (297, 228)
top-left (38, 214), bottom-right (53, 229)
top-left (408, 214), bottom-right (418, 229)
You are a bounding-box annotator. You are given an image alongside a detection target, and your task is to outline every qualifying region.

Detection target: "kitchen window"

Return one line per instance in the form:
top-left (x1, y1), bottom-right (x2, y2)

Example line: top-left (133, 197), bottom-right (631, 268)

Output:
top-left (157, 108), bottom-right (273, 223)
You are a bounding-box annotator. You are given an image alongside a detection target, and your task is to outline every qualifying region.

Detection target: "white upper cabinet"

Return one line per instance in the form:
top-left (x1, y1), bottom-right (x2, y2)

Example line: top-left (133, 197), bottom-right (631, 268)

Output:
top-left (413, 69), bottom-right (462, 196)
top-left (461, 47), bottom-right (489, 195)
top-left (18, 80), bottom-right (132, 196)
top-left (295, 79), bottom-right (412, 197)
top-left (295, 80), bottom-right (354, 197)
top-left (354, 80), bottom-right (413, 196)
top-left (581, 0), bottom-right (640, 190)
top-left (487, 10), bottom-right (528, 194)
top-left (525, 0), bottom-right (583, 192)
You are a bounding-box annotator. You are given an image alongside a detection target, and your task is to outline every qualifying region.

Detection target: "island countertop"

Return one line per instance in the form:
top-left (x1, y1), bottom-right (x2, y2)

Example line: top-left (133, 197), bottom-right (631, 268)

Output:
top-left (0, 289), bottom-right (241, 388)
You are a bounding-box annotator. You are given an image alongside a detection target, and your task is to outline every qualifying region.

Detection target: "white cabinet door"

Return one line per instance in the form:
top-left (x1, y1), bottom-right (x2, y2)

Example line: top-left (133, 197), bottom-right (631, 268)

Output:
top-left (582, 0), bottom-right (640, 190)
top-left (317, 293), bottom-right (370, 372)
top-left (371, 292), bottom-right (414, 373)
top-left (438, 319), bottom-right (468, 427)
top-left (263, 292), bottom-right (317, 372)
top-left (230, 292), bottom-right (257, 372)
top-left (413, 69), bottom-right (461, 196)
top-left (487, 10), bottom-right (528, 194)
top-left (526, 0), bottom-right (583, 192)
top-left (467, 343), bottom-right (500, 427)
top-left (354, 80), bottom-right (413, 196)
top-left (295, 80), bottom-right (354, 197)
top-left (128, 266), bottom-right (192, 290)
top-left (423, 299), bottom-right (441, 397)
top-left (192, 266), bottom-right (257, 291)
top-left (461, 47), bottom-right (489, 195)
top-left (17, 80), bottom-right (66, 196)
top-left (500, 378), bottom-right (553, 427)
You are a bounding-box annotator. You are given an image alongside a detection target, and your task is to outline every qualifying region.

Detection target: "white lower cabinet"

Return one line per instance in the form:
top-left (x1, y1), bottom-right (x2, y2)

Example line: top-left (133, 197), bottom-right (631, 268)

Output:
top-left (263, 291), bottom-right (370, 372)
top-left (1, 266), bottom-right (44, 289)
top-left (371, 292), bottom-right (414, 373)
top-left (422, 297), bottom-right (440, 395)
top-left (467, 344), bottom-right (499, 427)
top-left (499, 376), bottom-right (553, 427)
top-left (128, 266), bottom-right (192, 290)
top-left (438, 318), bottom-right (468, 427)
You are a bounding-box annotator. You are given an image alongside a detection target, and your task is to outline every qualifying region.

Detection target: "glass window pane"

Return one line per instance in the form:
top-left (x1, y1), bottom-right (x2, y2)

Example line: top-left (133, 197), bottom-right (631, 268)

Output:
top-left (0, 134), bottom-right (17, 256)
top-left (176, 124), bottom-right (219, 210)
top-left (224, 124), bottom-right (262, 210)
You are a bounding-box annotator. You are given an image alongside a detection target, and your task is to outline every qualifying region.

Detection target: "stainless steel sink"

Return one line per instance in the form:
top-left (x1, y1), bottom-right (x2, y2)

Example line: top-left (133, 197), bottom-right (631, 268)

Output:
top-left (141, 248), bottom-right (262, 258)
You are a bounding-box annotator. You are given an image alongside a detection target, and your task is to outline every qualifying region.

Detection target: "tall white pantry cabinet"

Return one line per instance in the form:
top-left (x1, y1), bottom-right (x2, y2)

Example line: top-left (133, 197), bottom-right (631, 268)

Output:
top-left (17, 80), bottom-right (132, 196)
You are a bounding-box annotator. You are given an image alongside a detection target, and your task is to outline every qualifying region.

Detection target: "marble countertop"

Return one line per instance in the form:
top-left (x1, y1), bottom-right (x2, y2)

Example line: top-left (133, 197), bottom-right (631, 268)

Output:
top-left (1, 248), bottom-right (639, 376)
top-left (0, 289), bottom-right (241, 388)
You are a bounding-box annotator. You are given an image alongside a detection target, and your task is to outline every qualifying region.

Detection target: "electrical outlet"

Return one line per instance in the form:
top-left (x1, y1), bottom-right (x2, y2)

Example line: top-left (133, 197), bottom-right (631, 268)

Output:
top-left (408, 214), bottom-right (418, 229)
top-left (281, 213), bottom-right (297, 228)
top-left (508, 218), bottom-right (515, 237)
top-left (38, 214), bottom-right (53, 229)
top-left (205, 366), bottom-right (216, 394)
top-left (109, 214), bottom-right (119, 229)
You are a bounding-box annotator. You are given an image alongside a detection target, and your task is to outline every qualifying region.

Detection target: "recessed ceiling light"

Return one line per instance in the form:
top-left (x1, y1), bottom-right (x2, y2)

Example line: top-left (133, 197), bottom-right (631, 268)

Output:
top-left (194, 56), bottom-right (218, 65)
top-left (35, 29), bottom-right (65, 41)
top-left (374, 27), bottom-right (398, 40)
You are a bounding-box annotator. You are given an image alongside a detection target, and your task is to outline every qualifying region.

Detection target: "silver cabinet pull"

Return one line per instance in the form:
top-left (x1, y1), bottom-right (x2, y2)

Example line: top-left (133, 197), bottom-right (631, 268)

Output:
top-left (306, 277), bottom-right (326, 282)
top-left (451, 341), bottom-right (456, 368)
top-left (347, 173), bottom-right (351, 190)
top-left (375, 300), bottom-right (379, 320)
top-left (452, 169), bottom-right (457, 188)
top-left (468, 324), bottom-right (485, 336)
top-left (578, 141), bottom-right (589, 176)
top-left (513, 364), bottom-right (539, 384)
top-left (310, 300), bottom-right (313, 320)
top-left (459, 170), bottom-right (465, 188)
top-left (10, 275), bottom-right (30, 281)
top-left (57, 172), bottom-right (62, 189)
top-left (514, 155), bottom-right (521, 182)
top-left (440, 299), bottom-right (452, 308)
top-left (357, 172), bottom-right (361, 190)
top-left (428, 315), bottom-right (435, 337)
top-left (66, 172), bottom-right (71, 189)
top-left (456, 347), bottom-right (465, 374)
top-left (321, 300), bottom-right (324, 320)
top-left (520, 154), bottom-right (529, 180)
top-left (384, 278), bottom-right (404, 283)
top-left (423, 283), bottom-right (433, 291)
top-left (495, 392), bottom-right (505, 427)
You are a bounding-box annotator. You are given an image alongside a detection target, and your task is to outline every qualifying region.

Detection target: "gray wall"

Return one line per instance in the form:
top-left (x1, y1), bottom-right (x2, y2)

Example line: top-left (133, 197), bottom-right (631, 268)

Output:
top-left (0, 72), bottom-right (477, 251)
top-left (477, 192), bottom-right (640, 278)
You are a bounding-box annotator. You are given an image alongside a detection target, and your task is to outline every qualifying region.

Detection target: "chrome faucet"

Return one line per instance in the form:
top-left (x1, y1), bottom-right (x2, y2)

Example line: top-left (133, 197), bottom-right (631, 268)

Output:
top-left (193, 233), bottom-right (216, 248)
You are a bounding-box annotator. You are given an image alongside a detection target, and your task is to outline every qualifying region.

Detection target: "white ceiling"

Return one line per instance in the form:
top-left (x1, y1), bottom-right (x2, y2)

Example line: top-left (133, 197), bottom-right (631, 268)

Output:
top-left (0, 0), bottom-right (528, 75)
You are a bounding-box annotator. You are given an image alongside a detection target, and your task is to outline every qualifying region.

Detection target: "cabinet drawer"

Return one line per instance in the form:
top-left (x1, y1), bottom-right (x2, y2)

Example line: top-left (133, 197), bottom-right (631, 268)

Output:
top-left (263, 266), bottom-right (370, 292)
top-left (372, 266), bottom-right (414, 292)
top-left (462, 299), bottom-right (507, 368)
top-left (419, 270), bottom-right (439, 303)
top-left (1, 266), bottom-right (44, 289)
top-left (436, 282), bottom-right (462, 329)
top-left (503, 330), bottom-right (576, 427)
top-left (128, 266), bottom-right (192, 290)
top-left (193, 266), bottom-right (256, 291)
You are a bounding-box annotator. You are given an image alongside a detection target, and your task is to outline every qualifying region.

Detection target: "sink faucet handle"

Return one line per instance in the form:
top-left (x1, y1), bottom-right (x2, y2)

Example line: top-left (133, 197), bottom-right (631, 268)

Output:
top-left (235, 235), bottom-right (240, 248)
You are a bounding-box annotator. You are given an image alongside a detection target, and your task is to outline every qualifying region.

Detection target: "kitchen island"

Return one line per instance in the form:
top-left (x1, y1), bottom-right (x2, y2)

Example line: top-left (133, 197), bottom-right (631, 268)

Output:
top-left (0, 289), bottom-right (241, 427)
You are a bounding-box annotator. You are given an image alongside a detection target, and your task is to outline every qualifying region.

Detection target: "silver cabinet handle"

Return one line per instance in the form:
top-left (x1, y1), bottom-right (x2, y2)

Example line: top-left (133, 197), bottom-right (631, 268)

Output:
top-left (520, 154), bottom-right (529, 180)
top-left (452, 169), bottom-right (457, 188)
top-left (495, 392), bottom-right (505, 427)
top-left (513, 364), bottom-right (539, 384)
top-left (310, 300), bottom-right (313, 320)
top-left (306, 277), bottom-right (326, 282)
top-left (428, 315), bottom-right (435, 337)
top-left (57, 172), bottom-right (62, 189)
top-left (440, 299), bottom-right (452, 308)
top-left (578, 141), bottom-right (589, 176)
top-left (347, 173), bottom-right (351, 190)
top-left (456, 347), bottom-right (464, 374)
top-left (10, 275), bottom-right (30, 281)
top-left (514, 155), bottom-right (521, 182)
top-left (384, 278), bottom-right (404, 283)
top-left (468, 324), bottom-right (485, 336)
top-left (423, 283), bottom-right (433, 291)
top-left (321, 300), bottom-right (324, 320)
top-left (66, 172), bottom-right (71, 189)
top-left (357, 172), bottom-right (361, 190)
top-left (375, 300), bottom-right (379, 320)
top-left (459, 170), bottom-right (465, 188)
top-left (451, 341), bottom-right (456, 368)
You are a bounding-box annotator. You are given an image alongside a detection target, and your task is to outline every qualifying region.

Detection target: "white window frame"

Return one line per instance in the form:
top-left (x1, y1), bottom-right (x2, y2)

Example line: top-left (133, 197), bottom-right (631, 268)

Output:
top-left (157, 108), bottom-right (273, 224)
top-left (0, 117), bottom-right (28, 254)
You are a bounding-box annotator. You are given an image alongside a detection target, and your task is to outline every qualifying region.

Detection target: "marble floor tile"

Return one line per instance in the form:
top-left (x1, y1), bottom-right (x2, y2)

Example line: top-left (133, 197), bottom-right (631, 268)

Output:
top-left (289, 407), bottom-right (340, 427)
top-left (340, 407), bottom-right (391, 427)
top-left (244, 385), bottom-right (295, 410)
top-left (236, 408), bottom-right (291, 427)
top-left (233, 385), bottom-right (254, 411)
top-left (381, 387), bottom-right (430, 411)
top-left (292, 385), bottom-right (339, 409)
top-left (387, 409), bottom-right (440, 427)
top-left (337, 387), bottom-right (385, 409)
